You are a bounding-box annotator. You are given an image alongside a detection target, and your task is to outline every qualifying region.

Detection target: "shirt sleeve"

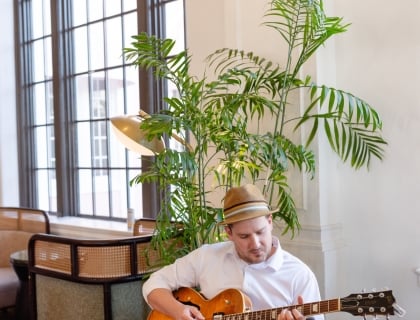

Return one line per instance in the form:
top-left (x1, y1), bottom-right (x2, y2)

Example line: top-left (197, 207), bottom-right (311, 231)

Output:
top-left (142, 247), bottom-right (202, 304)
top-left (294, 266), bottom-right (325, 320)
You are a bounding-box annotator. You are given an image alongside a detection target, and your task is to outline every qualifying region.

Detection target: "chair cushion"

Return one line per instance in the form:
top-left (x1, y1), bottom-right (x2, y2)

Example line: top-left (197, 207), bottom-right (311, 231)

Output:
top-left (0, 267), bottom-right (19, 309)
top-left (0, 230), bottom-right (32, 309)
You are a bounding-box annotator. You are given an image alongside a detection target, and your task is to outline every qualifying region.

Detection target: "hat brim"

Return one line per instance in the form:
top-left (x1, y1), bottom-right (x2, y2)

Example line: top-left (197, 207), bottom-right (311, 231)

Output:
top-left (219, 208), bottom-right (277, 225)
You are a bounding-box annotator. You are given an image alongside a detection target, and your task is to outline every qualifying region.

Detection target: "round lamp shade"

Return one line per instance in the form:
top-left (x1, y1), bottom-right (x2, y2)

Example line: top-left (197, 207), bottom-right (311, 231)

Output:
top-left (110, 115), bottom-right (165, 156)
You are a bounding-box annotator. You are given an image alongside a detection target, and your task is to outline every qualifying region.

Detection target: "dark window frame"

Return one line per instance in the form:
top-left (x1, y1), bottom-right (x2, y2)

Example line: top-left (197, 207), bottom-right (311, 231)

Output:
top-left (14, 0), bottom-right (185, 220)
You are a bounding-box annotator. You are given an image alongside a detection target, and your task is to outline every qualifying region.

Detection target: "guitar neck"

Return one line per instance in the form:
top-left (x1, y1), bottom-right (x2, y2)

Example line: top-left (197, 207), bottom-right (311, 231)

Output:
top-left (282, 298), bottom-right (340, 316)
top-left (223, 298), bottom-right (340, 319)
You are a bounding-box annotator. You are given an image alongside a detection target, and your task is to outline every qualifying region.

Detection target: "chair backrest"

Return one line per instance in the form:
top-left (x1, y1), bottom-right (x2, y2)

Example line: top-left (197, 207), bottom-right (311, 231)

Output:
top-left (28, 233), bottom-right (158, 320)
top-left (0, 207), bottom-right (50, 233)
top-left (133, 218), bottom-right (156, 236)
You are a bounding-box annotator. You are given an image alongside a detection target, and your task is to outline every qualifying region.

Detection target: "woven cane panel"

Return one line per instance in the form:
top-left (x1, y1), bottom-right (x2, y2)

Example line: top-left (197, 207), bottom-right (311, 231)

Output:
top-left (20, 212), bottom-right (48, 233)
top-left (0, 210), bottom-right (18, 230)
top-left (78, 245), bottom-right (131, 278)
top-left (34, 240), bottom-right (71, 274)
top-left (0, 231), bottom-right (32, 268)
top-left (133, 219), bottom-right (156, 236)
top-left (0, 208), bottom-right (48, 232)
top-left (136, 242), bottom-right (160, 274)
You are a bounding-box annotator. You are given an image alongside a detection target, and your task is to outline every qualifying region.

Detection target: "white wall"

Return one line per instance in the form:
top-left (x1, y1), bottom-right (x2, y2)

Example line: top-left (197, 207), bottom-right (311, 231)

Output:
top-left (0, 0), bottom-right (19, 206)
top-left (330, 0), bottom-right (420, 318)
top-left (186, 0), bottom-right (418, 318)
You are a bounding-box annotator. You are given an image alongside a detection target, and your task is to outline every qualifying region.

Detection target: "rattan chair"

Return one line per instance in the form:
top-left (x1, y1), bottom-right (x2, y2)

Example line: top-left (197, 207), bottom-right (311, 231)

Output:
top-left (0, 207), bottom-right (50, 233)
top-left (133, 218), bottom-right (156, 236)
top-left (28, 233), bottom-right (159, 320)
top-left (0, 207), bottom-right (50, 312)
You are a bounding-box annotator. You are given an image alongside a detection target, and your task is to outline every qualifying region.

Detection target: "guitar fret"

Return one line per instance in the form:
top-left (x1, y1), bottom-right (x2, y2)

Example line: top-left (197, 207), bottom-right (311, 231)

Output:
top-left (276, 298), bottom-right (341, 317)
top-left (224, 298), bottom-right (342, 320)
top-left (270, 310), bottom-right (276, 319)
top-left (320, 299), bottom-right (340, 314)
top-left (296, 305), bottom-right (303, 314)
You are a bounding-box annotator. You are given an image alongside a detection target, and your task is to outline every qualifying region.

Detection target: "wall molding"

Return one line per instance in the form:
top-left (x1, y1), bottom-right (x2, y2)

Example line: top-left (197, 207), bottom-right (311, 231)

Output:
top-left (275, 222), bottom-right (345, 252)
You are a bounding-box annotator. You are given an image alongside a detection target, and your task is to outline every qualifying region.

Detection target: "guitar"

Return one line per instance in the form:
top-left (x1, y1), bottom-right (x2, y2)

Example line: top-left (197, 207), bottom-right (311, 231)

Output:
top-left (148, 287), bottom-right (403, 319)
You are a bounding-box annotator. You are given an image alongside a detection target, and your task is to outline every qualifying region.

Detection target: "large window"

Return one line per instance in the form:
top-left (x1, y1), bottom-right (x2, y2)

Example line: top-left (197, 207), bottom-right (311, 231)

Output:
top-left (15, 0), bottom-right (185, 220)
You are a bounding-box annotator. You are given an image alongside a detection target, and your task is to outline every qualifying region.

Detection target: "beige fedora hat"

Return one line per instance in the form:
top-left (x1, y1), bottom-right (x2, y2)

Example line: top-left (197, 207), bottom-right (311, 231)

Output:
top-left (220, 184), bottom-right (277, 225)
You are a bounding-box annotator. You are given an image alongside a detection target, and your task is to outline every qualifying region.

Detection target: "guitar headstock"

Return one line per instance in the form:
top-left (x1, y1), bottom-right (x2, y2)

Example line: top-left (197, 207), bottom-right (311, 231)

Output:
top-left (341, 290), bottom-right (397, 317)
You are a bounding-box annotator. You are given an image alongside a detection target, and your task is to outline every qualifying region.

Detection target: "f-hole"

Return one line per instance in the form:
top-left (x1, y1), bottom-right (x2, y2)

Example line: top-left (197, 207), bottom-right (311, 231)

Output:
top-left (178, 300), bottom-right (201, 310)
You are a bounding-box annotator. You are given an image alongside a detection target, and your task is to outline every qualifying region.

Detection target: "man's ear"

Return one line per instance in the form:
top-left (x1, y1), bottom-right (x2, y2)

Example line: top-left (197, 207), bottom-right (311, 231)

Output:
top-left (267, 214), bottom-right (274, 231)
top-left (224, 225), bottom-right (232, 237)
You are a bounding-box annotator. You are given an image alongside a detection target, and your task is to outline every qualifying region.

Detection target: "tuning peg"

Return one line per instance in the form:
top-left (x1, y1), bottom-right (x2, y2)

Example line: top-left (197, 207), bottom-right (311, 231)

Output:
top-left (393, 303), bottom-right (407, 318)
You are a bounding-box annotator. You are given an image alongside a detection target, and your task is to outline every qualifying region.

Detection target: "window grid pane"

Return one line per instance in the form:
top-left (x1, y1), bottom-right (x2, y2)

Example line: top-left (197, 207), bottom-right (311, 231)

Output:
top-left (17, 0), bottom-right (185, 220)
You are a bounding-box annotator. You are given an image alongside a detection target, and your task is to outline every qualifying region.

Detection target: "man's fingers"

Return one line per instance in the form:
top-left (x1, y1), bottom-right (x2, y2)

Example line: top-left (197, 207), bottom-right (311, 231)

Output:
top-left (278, 307), bottom-right (305, 320)
top-left (189, 307), bottom-right (205, 320)
top-left (279, 308), bottom-right (293, 320)
top-left (291, 308), bottom-right (305, 320)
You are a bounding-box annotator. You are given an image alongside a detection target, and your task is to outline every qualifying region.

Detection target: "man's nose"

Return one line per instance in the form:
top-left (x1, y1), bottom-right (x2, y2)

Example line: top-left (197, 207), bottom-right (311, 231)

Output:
top-left (249, 234), bottom-right (260, 247)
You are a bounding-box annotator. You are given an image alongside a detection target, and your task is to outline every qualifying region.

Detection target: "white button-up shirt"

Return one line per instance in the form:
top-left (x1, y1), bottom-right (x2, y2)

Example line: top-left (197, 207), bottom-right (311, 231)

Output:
top-left (143, 237), bottom-right (324, 320)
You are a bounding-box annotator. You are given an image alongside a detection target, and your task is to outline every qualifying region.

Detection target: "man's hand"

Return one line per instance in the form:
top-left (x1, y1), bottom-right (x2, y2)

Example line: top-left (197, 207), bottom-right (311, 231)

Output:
top-left (277, 295), bottom-right (306, 320)
top-left (147, 288), bottom-right (205, 320)
top-left (177, 305), bottom-right (205, 320)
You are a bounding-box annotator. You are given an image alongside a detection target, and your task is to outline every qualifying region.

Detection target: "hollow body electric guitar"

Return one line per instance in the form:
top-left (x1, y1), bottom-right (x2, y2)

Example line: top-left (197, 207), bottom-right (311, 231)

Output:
top-left (148, 287), bottom-right (403, 320)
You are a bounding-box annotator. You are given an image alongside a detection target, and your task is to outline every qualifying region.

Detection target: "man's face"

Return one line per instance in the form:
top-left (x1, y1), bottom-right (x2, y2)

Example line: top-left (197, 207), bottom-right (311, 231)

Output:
top-left (225, 215), bottom-right (273, 264)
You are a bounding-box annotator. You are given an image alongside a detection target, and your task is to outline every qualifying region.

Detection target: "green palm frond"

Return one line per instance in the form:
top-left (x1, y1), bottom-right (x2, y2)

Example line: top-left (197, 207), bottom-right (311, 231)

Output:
top-left (295, 85), bottom-right (387, 167)
top-left (323, 122), bottom-right (387, 169)
top-left (264, 0), bottom-right (349, 72)
top-left (264, 0), bottom-right (321, 45)
top-left (265, 174), bottom-right (301, 237)
top-left (124, 32), bottom-right (190, 85)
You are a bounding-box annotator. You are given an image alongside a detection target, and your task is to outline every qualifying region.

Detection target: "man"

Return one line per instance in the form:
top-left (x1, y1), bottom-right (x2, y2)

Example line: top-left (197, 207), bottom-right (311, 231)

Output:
top-left (142, 184), bottom-right (324, 320)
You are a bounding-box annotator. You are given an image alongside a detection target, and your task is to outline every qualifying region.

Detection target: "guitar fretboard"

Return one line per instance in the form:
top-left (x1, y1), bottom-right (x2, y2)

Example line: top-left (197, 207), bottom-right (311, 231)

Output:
top-left (221, 298), bottom-right (340, 319)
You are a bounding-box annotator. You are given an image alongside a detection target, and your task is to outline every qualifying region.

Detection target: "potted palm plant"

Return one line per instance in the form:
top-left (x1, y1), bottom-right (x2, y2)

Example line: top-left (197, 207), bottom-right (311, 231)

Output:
top-left (123, 0), bottom-right (387, 265)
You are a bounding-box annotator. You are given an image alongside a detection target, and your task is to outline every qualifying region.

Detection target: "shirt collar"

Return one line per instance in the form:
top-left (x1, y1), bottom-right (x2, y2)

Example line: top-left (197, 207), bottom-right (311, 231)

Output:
top-left (226, 236), bottom-right (284, 271)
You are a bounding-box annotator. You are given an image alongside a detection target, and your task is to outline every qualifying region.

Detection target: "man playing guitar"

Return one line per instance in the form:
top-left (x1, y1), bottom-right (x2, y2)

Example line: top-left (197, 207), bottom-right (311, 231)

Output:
top-left (143, 184), bottom-right (323, 320)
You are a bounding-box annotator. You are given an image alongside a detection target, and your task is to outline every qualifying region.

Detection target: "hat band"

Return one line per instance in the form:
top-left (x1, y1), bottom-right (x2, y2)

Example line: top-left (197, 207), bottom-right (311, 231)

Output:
top-left (224, 204), bottom-right (270, 219)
